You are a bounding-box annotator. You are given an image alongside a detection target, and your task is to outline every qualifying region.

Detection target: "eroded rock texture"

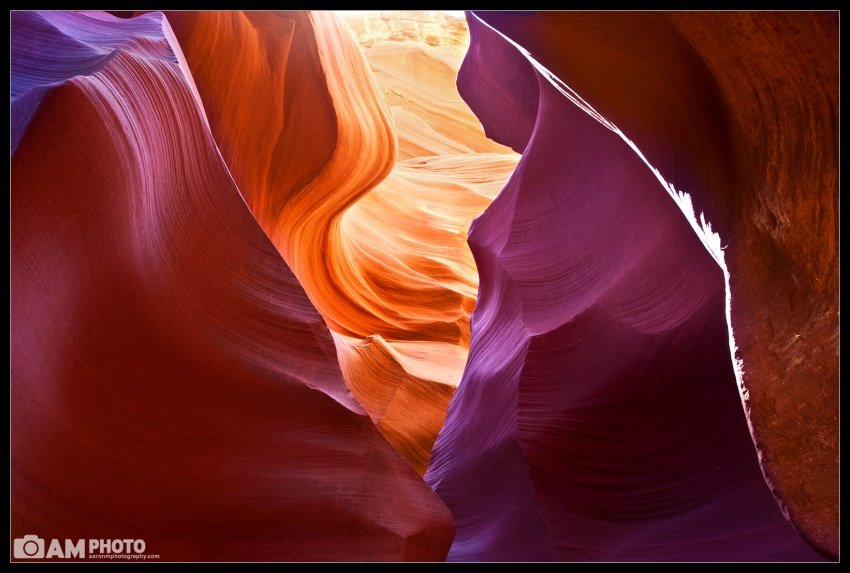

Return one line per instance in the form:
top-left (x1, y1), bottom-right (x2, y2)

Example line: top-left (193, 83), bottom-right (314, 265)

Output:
top-left (424, 12), bottom-right (834, 561)
top-left (11, 9), bottom-right (836, 563)
top-left (10, 11), bottom-right (454, 561)
top-left (162, 10), bottom-right (517, 473)
top-left (464, 11), bottom-right (838, 558)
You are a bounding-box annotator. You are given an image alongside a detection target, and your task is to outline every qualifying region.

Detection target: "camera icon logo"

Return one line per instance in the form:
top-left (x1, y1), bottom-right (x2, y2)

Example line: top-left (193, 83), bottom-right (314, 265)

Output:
top-left (14, 535), bottom-right (45, 559)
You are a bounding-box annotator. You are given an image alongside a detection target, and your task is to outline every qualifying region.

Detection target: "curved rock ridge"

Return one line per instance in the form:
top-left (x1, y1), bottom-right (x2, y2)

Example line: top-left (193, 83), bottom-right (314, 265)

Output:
top-left (424, 12), bottom-right (826, 561)
top-left (161, 10), bottom-right (401, 341)
top-left (11, 10), bottom-right (454, 561)
top-left (162, 10), bottom-right (519, 472)
top-left (466, 12), bottom-right (838, 558)
top-left (338, 155), bottom-right (516, 348)
top-left (332, 12), bottom-right (519, 473)
top-left (332, 153), bottom-right (515, 472)
top-left (165, 10), bottom-right (518, 347)
top-left (11, 11), bottom-right (167, 154)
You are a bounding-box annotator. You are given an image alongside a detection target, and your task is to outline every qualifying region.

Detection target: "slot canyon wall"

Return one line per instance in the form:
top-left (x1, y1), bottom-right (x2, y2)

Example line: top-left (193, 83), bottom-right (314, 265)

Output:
top-left (11, 10), bottom-right (837, 562)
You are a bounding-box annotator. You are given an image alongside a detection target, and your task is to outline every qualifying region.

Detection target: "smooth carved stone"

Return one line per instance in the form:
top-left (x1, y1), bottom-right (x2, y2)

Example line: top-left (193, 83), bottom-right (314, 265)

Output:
top-left (11, 11), bottom-right (454, 561)
top-left (424, 12), bottom-right (828, 562)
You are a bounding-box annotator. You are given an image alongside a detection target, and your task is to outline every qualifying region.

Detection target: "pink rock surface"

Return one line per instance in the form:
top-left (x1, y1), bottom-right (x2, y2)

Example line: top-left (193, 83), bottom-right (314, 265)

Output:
top-left (424, 12), bottom-right (826, 562)
top-left (467, 12), bottom-right (839, 557)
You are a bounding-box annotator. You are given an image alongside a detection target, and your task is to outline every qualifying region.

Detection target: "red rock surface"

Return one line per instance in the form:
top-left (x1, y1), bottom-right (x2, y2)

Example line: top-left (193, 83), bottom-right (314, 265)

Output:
top-left (11, 11), bottom-right (454, 561)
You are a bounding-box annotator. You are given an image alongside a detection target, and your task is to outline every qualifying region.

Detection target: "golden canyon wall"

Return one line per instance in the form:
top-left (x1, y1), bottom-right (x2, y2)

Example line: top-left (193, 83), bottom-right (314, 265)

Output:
top-left (165, 10), bottom-right (518, 474)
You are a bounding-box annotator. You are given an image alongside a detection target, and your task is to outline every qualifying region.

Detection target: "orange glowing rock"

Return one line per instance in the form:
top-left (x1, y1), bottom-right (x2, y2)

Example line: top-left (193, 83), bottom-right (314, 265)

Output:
top-left (166, 10), bottom-right (518, 471)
